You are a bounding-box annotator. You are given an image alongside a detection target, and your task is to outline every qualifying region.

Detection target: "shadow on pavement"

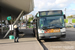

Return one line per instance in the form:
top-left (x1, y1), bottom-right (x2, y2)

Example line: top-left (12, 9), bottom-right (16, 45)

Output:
top-left (0, 29), bottom-right (34, 39)
top-left (39, 40), bottom-right (48, 50)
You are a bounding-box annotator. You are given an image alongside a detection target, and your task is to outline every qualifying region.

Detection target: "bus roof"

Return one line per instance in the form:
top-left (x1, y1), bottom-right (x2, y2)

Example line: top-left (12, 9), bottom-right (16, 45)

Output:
top-left (35, 10), bottom-right (63, 17)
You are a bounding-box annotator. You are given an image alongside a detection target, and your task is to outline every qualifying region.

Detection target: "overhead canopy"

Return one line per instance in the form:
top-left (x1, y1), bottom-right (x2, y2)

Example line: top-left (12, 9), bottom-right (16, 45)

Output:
top-left (0, 0), bottom-right (34, 20)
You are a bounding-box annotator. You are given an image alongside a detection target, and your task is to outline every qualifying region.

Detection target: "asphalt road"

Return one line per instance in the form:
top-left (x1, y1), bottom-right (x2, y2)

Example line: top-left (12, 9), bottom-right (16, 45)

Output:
top-left (39, 28), bottom-right (75, 50)
top-left (23, 28), bottom-right (75, 50)
top-left (21, 28), bottom-right (75, 50)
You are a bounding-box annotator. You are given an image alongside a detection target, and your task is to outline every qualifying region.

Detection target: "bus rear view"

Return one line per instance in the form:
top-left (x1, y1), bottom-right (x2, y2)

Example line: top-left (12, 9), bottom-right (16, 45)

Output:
top-left (33, 10), bottom-right (66, 41)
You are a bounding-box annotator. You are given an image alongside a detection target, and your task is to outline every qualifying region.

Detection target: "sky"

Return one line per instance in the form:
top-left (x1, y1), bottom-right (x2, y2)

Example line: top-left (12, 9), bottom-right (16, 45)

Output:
top-left (30, 0), bottom-right (75, 17)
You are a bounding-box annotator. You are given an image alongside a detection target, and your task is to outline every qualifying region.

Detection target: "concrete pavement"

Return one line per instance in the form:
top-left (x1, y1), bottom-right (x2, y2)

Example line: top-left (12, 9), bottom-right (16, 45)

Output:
top-left (0, 38), bottom-right (43, 50)
top-left (0, 29), bottom-right (43, 50)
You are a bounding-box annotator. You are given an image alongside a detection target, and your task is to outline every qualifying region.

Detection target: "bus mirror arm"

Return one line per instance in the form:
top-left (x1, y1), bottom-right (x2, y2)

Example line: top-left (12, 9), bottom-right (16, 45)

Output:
top-left (63, 15), bottom-right (66, 19)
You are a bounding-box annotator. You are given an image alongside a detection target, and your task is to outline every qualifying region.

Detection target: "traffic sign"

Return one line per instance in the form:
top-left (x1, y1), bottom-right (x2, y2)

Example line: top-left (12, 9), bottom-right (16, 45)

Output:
top-left (9, 25), bottom-right (14, 30)
top-left (7, 16), bottom-right (11, 20)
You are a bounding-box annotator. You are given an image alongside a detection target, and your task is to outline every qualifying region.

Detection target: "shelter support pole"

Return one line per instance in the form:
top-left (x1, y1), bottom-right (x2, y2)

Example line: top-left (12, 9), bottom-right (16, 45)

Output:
top-left (1, 20), bottom-right (3, 34)
top-left (20, 19), bottom-right (21, 29)
top-left (13, 10), bottom-right (24, 25)
top-left (4, 10), bottom-right (24, 38)
top-left (26, 15), bottom-right (27, 29)
top-left (21, 16), bottom-right (23, 29)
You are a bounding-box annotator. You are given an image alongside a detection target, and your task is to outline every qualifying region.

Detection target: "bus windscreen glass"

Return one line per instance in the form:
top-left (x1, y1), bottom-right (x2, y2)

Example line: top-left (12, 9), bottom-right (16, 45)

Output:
top-left (39, 16), bottom-right (65, 29)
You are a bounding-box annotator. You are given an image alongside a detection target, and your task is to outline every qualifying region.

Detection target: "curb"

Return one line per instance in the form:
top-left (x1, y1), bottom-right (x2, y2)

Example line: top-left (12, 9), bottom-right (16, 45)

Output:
top-left (35, 38), bottom-right (44, 50)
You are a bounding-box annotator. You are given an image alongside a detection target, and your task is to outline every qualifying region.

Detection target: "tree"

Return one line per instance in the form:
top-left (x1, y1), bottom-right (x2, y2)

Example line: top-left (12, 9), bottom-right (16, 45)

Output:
top-left (67, 15), bottom-right (73, 18)
top-left (27, 17), bottom-right (34, 25)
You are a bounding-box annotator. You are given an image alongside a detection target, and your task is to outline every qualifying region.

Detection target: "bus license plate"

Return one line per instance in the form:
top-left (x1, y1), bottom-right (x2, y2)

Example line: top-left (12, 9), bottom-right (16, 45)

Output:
top-left (50, 36), bottom-right (56, 38)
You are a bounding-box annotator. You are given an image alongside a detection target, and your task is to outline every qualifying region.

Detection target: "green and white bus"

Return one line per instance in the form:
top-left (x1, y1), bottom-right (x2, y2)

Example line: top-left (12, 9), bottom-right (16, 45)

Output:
top-left (33, 10), bottom-right (66, 41)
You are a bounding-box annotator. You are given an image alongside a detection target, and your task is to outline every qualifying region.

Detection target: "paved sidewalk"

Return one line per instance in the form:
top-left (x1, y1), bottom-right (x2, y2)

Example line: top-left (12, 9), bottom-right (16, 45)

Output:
top-left (0, 38), bottom-right (43, 50)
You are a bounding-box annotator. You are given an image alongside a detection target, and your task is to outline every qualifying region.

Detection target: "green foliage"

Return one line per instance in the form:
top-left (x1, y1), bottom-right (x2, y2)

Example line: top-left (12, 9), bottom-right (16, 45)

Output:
top-left (64, 19), bottom-right (75, 23)
top-left (67, 15), bottom-right (73, 18)
top-left (64, 19), bottom-right (68, 23)
top-left (72, 19), bottom-right (75, 23)
top-left (27, 17), bottom-right (34, 25)
top-left (28, 17), bottom-right (34, 22)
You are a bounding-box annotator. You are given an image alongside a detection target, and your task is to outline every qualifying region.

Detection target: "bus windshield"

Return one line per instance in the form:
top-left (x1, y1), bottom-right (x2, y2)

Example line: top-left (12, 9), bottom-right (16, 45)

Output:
top-left (39, 16), bottom-right (65, 29)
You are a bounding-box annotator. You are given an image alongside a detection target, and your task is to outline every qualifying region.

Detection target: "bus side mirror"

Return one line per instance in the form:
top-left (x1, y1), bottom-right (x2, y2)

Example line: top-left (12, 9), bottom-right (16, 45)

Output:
top-left (63, 15), bottom-right (66, 19)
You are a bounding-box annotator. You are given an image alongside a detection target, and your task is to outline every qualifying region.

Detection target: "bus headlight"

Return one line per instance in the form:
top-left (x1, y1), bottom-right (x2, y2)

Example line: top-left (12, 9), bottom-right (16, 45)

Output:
top-left (60, 28), bottom-right (66, 32)
top-left (38, 29), bottom-right (44, 33)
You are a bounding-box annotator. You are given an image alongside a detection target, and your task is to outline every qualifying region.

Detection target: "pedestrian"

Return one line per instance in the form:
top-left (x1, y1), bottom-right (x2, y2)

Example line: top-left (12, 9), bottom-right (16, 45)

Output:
top-left (14, 25), bottom-right (19, 42)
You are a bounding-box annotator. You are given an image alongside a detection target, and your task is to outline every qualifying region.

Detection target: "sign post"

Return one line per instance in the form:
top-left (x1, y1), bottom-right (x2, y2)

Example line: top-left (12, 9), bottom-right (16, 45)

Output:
top-left (7, 16), bottom-right (13, 34)
top-left (7, 16), bottom-right (11, 21)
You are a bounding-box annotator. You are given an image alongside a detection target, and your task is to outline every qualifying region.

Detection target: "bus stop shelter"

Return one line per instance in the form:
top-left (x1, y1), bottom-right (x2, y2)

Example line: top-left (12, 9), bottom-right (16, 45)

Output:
top-left (0, 0), bottom-right (34, 38)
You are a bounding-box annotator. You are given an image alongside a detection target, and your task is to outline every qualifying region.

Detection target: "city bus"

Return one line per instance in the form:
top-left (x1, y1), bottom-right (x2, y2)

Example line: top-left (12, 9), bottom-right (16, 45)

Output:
top-left (33, 10), bottom-right (66, 41)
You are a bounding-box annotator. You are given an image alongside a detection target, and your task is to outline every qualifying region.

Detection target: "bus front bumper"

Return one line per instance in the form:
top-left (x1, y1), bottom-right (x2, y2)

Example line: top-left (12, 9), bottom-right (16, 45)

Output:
top-left (38, 33), bottom-right (66, 39)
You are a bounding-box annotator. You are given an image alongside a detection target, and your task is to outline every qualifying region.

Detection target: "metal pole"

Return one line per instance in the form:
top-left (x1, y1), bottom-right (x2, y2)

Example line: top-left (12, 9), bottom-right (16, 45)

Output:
top-left (22, 16), bottom-right (23, 23)
top-left (11, 18), bottom-right (12, 34)
top-left (13, 10), bottom-right (24, 25)
top-left (22, 16), bottom-right (23, 29)
top-left (0, 5), bottom-right (2, 34)
top-left (5, 20), bottom-right (7, 27)
top-left (65, 8), bottom-right (66, 18)
top-left (20, 18), bottom-right (21, 29)
top-left (21, 17), bottom-right (22, 29)
top-left (1, 20), bottom-right (3, 34)
top-left (26, 15), bottom-right (27, 29)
